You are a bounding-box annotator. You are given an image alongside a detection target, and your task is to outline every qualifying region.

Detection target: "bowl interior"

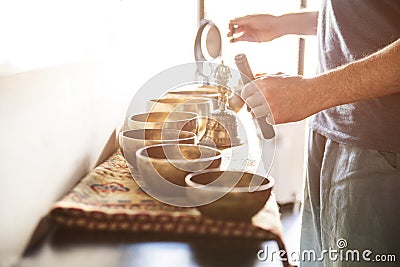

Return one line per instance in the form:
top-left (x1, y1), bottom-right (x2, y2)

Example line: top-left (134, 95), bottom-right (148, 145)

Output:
top-left (139, 144), bottom-right (220, 161)
top-left (167, 89), bottom-right (218, 97)
top-left (187, 171), bottom-right (273, 193)
top-left (149, 98), bottom-right (210, 105)
top-left (130, 111), bottom-right (197, 123)
top-left (121, 129), bottom-right (195, 142)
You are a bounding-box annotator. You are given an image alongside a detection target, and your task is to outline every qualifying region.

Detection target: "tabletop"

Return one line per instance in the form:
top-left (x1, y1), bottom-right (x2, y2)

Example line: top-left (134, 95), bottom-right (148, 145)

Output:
top-left (18, 223), bottom-right (287, 267)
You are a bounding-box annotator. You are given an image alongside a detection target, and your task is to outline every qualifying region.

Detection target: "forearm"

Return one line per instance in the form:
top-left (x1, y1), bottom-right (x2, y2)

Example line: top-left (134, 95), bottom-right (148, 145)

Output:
top-left (278, 11), bottom-right (318, 36)
top-left (311, 38), bottom-right (400, 110)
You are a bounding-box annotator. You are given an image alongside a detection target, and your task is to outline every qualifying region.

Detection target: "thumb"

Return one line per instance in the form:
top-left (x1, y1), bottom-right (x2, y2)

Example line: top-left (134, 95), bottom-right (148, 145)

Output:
top-left (265, 113), bottom-right (275, 125)
top-left (230, 34), bottom-right (253, 43)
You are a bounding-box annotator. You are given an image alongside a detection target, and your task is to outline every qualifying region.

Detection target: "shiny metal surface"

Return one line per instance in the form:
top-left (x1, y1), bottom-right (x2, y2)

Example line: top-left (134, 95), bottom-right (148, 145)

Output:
top-left (166, 87), bottom-right (219, 109)
top-left (136, 144), bottom-right (221, 197)
top-left (200, 63), bottom-right (242, 149)
top-left (147, 98), bottom-right (212, 139)
top-left (200, 109), bottom-right (242, 150)
top-left (128, 111), bottom-right (198, 134)
top-left (119, 129), bottom-right (196, 170)
top-left (186, 170), bottom-right (274, 221)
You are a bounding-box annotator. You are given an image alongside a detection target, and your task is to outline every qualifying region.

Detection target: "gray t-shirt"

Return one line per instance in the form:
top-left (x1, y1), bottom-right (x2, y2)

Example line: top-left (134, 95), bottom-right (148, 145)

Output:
top-left (309, 0), bottom-right (400, 152)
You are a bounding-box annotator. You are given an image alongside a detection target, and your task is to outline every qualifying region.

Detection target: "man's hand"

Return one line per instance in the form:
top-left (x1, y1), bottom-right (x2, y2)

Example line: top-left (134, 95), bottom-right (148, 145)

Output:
top-left (228, 12), bottom-right (318, 43)
top-left (228, 14), bottom-right (284, 43)
top-left (242, 75), bottom-right (327, 124)
top-left (242, 37), bottom-right (400, 125)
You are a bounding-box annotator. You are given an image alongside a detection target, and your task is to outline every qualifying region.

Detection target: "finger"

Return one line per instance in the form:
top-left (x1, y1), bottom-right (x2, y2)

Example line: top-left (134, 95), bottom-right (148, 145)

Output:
top-left (250, 103), bottom-right (275, 124)
top-left (230, 36), bottom-right (243, 43)
top-left (230, 34), bottom-right (253, 43)
top-left (250, 105), bottom-right (269, 118)
top-left (229, 15), bottom-right (252, 25)
top-left (227, 24), bottom-right (236, 37)
top-left (244, 92), bottom-right (265, 109)
top-left (227, 26), bottom-right (244, 37)
top-left (241, 81), bottom-right (262, 100)
top-left (265, 112), bottom-right (275, 125)
top-left (269, 72), bottom-right (288, 77)
top-left (255, 73), bottom-right (268, 78)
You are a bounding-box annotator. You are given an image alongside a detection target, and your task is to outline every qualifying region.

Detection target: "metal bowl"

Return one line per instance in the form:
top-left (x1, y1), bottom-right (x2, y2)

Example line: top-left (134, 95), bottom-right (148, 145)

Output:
top-left (167, 85), bottom-right (245, 113)
top-left (119, 129), bottom-right (196, 171)
top-left (200, 84), bottom-right (246, 112)
top-left (128, 111), bottom-right (198, 134)
top-left (136, 144), bottom-right (222, 197)
top-left (185, 170), bottom-right (274, 221)
top-left (147, 98), bottom-right (212, 139)
top-left (166, 88), bottom-right (219, 109)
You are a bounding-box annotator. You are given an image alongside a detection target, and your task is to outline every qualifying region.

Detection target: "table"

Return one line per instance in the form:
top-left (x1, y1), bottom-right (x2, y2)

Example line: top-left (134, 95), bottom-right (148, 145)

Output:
top-left (19, 224), bottom-right (287, 267)
top-left (17, 151), bottom-right (291, 267)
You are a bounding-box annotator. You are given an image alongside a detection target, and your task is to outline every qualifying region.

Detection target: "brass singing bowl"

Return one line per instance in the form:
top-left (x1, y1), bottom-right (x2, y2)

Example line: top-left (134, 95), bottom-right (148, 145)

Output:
top-left (167, 85), bottom-right (245, 112)
top-left (119, 129), bottom-right (197, 170)
top-left (147, 98), bottom-right (212, 139)
top-left (166, 88), bottom-right (219, 109)
top-left (136, 144), bottom-right (222, 196)
top-left (199, 84), bottom-right (245, 112)
top-left (128, 111), bottom-right (198, 134)
top-left (185, 170), bottom-right (274, 221)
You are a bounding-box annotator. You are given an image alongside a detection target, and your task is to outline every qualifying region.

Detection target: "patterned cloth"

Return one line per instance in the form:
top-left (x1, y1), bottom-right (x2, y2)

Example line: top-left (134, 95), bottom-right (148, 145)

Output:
top-left (50, 150), bottom-right (283, 242)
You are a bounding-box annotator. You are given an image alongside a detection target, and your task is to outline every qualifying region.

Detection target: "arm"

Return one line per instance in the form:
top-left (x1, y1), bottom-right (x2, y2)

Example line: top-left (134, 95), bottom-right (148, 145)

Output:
top-left (242, 38), bottom-right (400, 124)
top-left (317, 38), bottom-right (400, 105)
top-left (228, 11), bottom-right (318, 43)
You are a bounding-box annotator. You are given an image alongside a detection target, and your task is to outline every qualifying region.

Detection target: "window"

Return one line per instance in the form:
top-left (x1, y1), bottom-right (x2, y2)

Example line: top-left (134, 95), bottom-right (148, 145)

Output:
top-left (203, 0), bottom-right (318, 77)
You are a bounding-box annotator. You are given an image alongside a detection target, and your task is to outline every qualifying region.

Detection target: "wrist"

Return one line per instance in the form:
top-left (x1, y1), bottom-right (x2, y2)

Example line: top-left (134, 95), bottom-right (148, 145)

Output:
top-left (278, 12), bottom-right (318, 36)
top-left (315, 64), bottom-right (364, 108)
top-left (304, 76), bottom-right (336, 113)
top-left (276, 14), bottom-right (292, 36)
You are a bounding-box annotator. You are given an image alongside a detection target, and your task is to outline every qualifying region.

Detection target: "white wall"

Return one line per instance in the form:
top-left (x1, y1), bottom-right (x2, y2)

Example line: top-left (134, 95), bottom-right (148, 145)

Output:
top-left (0, 1), bottom-right (198, 266)
top-left (0, 61), bottom-right (133, 266)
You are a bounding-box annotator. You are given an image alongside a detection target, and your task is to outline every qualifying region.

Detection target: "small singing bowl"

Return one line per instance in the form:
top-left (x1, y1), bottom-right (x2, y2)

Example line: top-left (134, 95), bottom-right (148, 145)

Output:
top-left (185, 170), bottom-right (274, 221)
top-left (128, 111), bottom-right (198, 134)
top-left (119, 129), bottom-right (197, 170)
top-left (147, 98), bottom-right (212, 139)
top-left (136, 144), bottom-right (222, 196)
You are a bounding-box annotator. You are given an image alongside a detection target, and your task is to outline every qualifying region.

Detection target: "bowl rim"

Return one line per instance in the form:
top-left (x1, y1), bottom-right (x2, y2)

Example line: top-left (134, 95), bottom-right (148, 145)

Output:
top-left (129, 111), bottom-right (198, 124)
top-left (185, 169), bottom-right (274, 193)
top-left (148, 97), bottom-right (212, 105)
top-left (136, 144), bottom-right (222, 163)
top-left (119, 129), bottom-right (196, 142)
top-left (167, 89), bottom-right (219, 96)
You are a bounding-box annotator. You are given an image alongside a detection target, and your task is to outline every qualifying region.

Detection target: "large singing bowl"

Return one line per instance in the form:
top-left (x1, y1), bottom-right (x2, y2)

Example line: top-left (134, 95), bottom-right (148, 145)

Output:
top-left (165, 88), bottom-right (219, 109)
top-left (128, 111), bottom-right (198, 134)
top-left (147, 98), bottom-right (212, 139)
top-left (136, 144), bottom-right (222, 197)
top-left (167, 85), bottom-right (245, 112)
top-left (119, 129), bottom-right (197, 171)
top-left (185, 170), bottom-right (274, 221)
